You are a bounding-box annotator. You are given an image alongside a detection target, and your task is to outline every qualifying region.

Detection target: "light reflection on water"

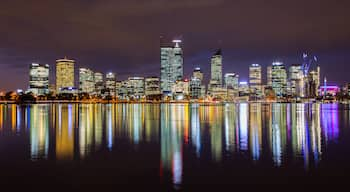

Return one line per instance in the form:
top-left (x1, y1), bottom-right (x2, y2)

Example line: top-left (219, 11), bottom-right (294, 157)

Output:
top-left (0, 103), bottom-right (345, 187)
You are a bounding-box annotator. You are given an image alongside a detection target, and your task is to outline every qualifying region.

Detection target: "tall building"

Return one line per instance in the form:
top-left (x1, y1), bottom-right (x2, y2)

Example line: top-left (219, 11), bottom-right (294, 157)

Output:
top-left (160, 40), bottom-right (183, 95)
top-left (127, 77), bottom-right (145, 99)
top-left (105, 72), bottom-right (116, 97)
top-left (190, 77), bottom-right (202, 99)
top-left (267, 66), bottom-right (272, 86)
top-left (249, 64), bottom-right (262, 96)
top-left (289, 64), bottom-right (304, 97)
top-left (305, 66), bottom-right (320, 98)
top-left (271, 62), bottom-right (287, 97)
top-left (79, 68), bottom-right (95, 95)
top-left (56, 58), bottom-right (75, 93)
top-left (224, 73), bottom-right (239, 90)
top-left (28, 63), bottom-right (49, 95)
top-left (209, 49), bottom-right (223, 89)
top-left (94, 72), bottom-right (104, 96)
top-left (145, 77), bottom-right (161, 97)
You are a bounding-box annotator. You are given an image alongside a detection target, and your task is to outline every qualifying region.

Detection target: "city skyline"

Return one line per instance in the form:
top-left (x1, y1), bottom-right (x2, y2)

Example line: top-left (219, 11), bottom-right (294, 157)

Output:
top-left (0, 0), bottom-right (349, 91)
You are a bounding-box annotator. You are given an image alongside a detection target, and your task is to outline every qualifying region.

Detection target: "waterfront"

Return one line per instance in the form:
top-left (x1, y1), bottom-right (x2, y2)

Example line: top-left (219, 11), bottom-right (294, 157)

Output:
top-left (0, 103), bottom-right (349, 190)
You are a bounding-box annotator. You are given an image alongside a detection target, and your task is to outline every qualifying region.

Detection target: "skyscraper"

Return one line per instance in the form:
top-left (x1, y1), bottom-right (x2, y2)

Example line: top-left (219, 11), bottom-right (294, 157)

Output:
top-left (28, 63), bottom-right (49, 95)
top-left (106, 72), bottom-right (116, 97)
top-left (79, 68), bottom-right (95, 95)
top-left (94, 72), bottom-right (104, 96)
top-left (289, 64), bottom-right (304, 97)
top-left (160, 39), bottom-right (183, 95)
top-left (249, 64), bottom-right (262, 96)
top-left (209, 49), bottom-right (223, 89)
top-left (271, 62), bottom-right (287, 97)
top-left (56, 58), bottom-right (75, 93)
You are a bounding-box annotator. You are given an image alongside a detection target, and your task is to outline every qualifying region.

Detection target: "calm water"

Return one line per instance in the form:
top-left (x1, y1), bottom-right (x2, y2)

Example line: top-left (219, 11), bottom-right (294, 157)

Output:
top-left (0, 103), bottom-right (349, 190)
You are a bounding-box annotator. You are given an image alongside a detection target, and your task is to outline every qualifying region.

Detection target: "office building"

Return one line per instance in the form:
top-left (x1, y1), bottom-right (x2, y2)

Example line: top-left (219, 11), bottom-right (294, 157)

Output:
top-left (56, 58), bottom-right (75, 93)
top-left (172, 80), bottom-right (189, 100)
top-left (79, 68), bottom-right (95, 95)
top-left (160, 40), bottom-right (183, 95)
top-left (145, 77), bottom-right (161, 97)
top-left (209, 49), bottom-right (223, 89)
top-left (289, 64), bottom-right (304, 97)
top-left (193, 67), bottom-right (204, 81)
top-left (94, 72), bottom-right (104, 96)
top-left (127, 77), bottom-right (145, 99)
top-left (249, 64), bottom-right (262, 96)
top-left (190, 77), bottom-right (202, 99)
top-left (224, 73), bottom-right (239, 90)
top-left (28, 63), bottom-right (49, 95)
top-left (271, 62), bottom-right (287, 97)
top-left (267, 66), bottom-right (272, 86)
top-left (106, 72), bottom-right (116, 97)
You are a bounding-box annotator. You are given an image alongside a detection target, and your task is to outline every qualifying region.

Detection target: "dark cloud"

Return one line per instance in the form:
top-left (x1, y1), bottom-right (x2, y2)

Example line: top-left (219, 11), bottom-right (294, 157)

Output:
top-left (0, 0), bottom-right (349, 90)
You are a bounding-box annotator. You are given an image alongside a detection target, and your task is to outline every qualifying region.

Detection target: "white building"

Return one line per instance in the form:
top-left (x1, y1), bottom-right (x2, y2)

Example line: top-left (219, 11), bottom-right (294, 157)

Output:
top-left (28, 63), bottom-right (49, 95)
top-left (289, 64), bottom-right (304, 97)
top-left (94, 72), bottom-right (104, 96)
top-left (225, 73), bottom-right (239, 90)
top-left (79, 68), bottom-right (95, 95)
top-left (145, 77), bottom-right (161, 97)
top-left (127, 77), bottom-right (145, 99)
top-left (106, 72), bottom-right (116, 97)
top-left (171, 80), bottom-right (189, 100)
top-left (249, 64), bottom-right (262, 97)
top-left (160, 40), bottom-right (183, 95)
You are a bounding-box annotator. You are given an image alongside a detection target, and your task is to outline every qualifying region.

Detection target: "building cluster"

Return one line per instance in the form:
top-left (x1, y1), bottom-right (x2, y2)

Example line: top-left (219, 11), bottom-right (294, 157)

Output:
top-left (25, 40), bottom-right (344, 102)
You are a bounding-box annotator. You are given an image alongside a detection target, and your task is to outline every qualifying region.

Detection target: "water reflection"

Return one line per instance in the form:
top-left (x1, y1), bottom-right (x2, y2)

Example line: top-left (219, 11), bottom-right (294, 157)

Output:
top-left (0, 103), bottom-right (346, 187)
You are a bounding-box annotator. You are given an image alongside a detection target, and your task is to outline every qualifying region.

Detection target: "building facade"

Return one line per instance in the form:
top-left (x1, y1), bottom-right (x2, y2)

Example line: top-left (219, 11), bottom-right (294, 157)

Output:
top-left (209, 49), bottom-right (223, 89)
top-left (145, 77), bottom-right (161, 97)
top-left (249, 64), bottom-right (262, 96)
top-left (160, 40), bottom-right (183, 95)
top-left (271, 62), bottom-right (287, 97)
top-left (94, 72), bottom-right (104, 97)
top-left (105, 72), bottom-right (116, 97)
top-left (28, 63), bottom-right (49, 95)
top-left (56, 58), bottom-right (75, 93)
top-left (79, 68), bottom-right (95, 95)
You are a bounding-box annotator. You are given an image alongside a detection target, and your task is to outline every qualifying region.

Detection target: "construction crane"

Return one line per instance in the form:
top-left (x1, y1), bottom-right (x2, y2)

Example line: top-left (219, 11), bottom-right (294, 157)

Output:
top-left (302, 53), bottom-right (317, 76)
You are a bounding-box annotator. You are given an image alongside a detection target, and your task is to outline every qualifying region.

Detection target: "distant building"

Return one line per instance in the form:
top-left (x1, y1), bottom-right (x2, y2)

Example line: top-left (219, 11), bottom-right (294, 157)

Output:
top-left (79, 68), bottom-right (95, 95)
top-left (117, 80), bottom-right (128, 100)
top-left (105, 72), bottom-right (116, 97)
top-left (305, 66), bottom-right (320, 98)
top-left (319, 85), bottom-right (339, 97)
top-left (249, 64), bottom-right (262, 97)
top-left (209, 49), bottom-right (223, 89)
top-left (127, 77), bottom-right (145, 99)
top-left (94, 72), bottom-right (104, 96)
top-left (145, 77), bottom-right (161, 98)
top-left (172, 80), bottom-right (189, 100)
top-left (56, 58), bottom-right (75, 93)
top-left (193, 67), bottom-right (204, 81)
top-left (267, 65), bottom-right (272, 86)
top-left (224, 73), bottom-right (239, 90)
top-left (239, 81), bottom-right (250, 96)
top-left (190, 77), bottom-right (202, 99)
top-left (28, 63), bottom-right (49, 95)
top-left (160, 40), bottom-right (183, 95)
top-left (289, 64), bottom-right (304, 97)
top-left (271, 62), bottom-right (287, 97)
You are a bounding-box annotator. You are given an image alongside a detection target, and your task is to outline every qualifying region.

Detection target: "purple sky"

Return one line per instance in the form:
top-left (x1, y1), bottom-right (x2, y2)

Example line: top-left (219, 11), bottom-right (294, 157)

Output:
top-left (0, 0), bottom-right (349, 91)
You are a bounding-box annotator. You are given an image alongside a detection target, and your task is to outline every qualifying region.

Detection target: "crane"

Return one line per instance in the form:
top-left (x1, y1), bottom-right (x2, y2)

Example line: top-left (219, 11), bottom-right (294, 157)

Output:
top-left (302, 53), bottom-right (317, 76)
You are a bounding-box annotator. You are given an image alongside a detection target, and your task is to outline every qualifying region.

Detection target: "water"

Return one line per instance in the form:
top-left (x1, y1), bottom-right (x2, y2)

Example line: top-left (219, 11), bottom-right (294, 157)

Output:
top-left (0, 103), bottom-right (349, 190)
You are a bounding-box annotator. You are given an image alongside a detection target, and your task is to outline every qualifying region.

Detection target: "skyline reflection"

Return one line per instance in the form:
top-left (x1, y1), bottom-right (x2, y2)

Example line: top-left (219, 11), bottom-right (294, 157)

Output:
top-left (0, 103), bottom-right (345, 187)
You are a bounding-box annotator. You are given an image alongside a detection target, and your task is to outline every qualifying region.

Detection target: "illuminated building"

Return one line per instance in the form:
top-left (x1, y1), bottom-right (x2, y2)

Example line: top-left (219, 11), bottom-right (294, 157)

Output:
top-left (190, 77), bottom-right (202, 99)
top-left (224, 73), bottom-right (239, 90)
top-left (209, 49), bottom-right (223, 90)
top-left (271, 62), bottom-right (287, 97)
top-left (249, 64), bottom-right (262, 97)
top-left (106, 72), bottom-right (116, 97)
top-left (160, 39), bottom-right (183, 95)
top-left (193, 67), bottom-right (203, 81)
top-left (319, 85), bottom-right (340, 96)
top-left (145, 77), bottom-right (161, 98)
top-left (79, 68), bottom-right (95, 95)
top-left (127, 77), bottom-right (145, 99)
top-left (94, 72), bottom-right (104, 96)
top-left (171, 79), bottom-right (189, 100)
top-left (305, 66), bottom-right (320, 98)
top-left (28, 63), bottom-right (49, 95)
top-left (239, 81), bottom-right (250, 96)
top-left (56, 58), bottom-right (75, 93)
top-left (289, 64), bottom-right (304, 97)
top-left (267, 66), bottom-right (272, 86)
top-left (117, 80), bottom-right (128, 99)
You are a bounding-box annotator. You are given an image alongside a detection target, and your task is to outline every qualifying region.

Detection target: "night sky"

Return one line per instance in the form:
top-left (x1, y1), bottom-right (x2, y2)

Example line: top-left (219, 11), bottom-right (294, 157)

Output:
top-left (0, 0), bottom-right (349, 91)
